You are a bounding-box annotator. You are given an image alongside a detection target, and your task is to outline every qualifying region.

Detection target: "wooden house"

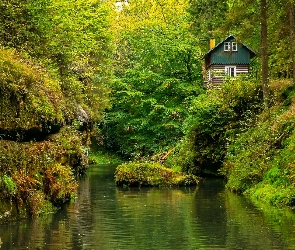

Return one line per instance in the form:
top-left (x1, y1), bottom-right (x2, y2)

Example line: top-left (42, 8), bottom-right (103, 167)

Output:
top-left (203, 35), bottom-right (256, 87)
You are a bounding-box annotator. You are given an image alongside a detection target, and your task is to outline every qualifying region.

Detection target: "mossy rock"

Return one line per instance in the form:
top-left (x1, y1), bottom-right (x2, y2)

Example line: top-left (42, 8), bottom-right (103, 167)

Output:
top-left (0, 126), bottom-right (89, 222)
top-left (0, 48), bottom-right (65, 140)
top-left (115, 162), bottom-right (199, 187)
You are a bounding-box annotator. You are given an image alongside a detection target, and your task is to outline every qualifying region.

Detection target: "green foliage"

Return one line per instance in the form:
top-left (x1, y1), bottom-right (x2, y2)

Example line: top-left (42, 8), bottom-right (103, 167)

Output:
top-left (44, 163), bottom-right (78, 206)
top-left (245, 166), bottom-right (295, 207)
top-left (0, 0), bottom-right (115, 221)
top-left (103, 69), bottom-right (203, 159)
top-left (0, 0), bottom-right (36, 50)
top-left (0, 175), bottom-right (17, 196)
top-left (219, 80), bottom-right (295, 206)
top-left (0, 48), bottom-right (65, 138)
top-left (88, 143), bottom-right (123, 165)
top-left (0, 0), bottom-right (113, 125)
top-left (0, 126), bottom-right (89, 219)
top-left (188, 0), bottom-right (228, 48)
top-left (172, 79), bottom-right (263, 175)
top-left (211, 0), bottom-right (294, 81)
top-left (113, 0), bottom-right (201, 77)
top-left (36, 0), bottom-right (114, 122)
top-left (103, 0), bottom-right (204, 159)
top-left (281, 85), bottom-right (295, 106)
top-left (115, 162), bottom-right (199, 187)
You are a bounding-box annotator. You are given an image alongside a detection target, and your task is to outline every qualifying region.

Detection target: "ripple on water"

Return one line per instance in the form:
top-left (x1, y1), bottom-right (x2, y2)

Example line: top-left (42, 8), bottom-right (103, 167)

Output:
top-left (0, 166), bottom-right (295, 250)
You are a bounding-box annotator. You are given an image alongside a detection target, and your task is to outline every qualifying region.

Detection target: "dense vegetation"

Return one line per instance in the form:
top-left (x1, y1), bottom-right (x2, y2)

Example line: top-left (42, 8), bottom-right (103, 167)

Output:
top-left (107, 0), bottom-right (295, 207)
top-left (102, 0), bottom-right (204, 159)
top-left (1, 0), bottom-right (295, 222)
top-left (115, 162), bottom-right (198, 187)
top-left (0, 0), bottom-right (113, 221)
top-left (221, 80), bottom-right (295, 206)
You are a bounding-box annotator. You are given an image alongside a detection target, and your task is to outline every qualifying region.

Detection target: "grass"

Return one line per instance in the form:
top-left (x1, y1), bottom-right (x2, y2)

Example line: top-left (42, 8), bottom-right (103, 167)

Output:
top-left (89, 143), bottom-right (123, 165)
top-left (115, 162), bottom-right (199, 187)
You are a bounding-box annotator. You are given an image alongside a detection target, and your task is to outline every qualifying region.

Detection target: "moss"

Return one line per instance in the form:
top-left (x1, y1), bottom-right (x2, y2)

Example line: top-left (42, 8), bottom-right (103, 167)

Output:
top-left (246, 184), bottom-right (295, 207)
top-left (115, 162), bottom-right (199, 187)
top-left (220, 80), bottom-right (295, 206)
top-left (0, 126), bottom-right (89, 222)
top-left (0, 37), bottom-right (109, 221)
top-left (0, 48), bottom-right (66, 140)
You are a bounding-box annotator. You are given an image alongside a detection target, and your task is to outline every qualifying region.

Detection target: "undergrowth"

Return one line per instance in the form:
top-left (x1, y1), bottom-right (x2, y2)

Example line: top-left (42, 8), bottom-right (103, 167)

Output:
top-left (115, 162), bottom-right (199, 187)
top-left (221, 80), bottom-right (295, 206)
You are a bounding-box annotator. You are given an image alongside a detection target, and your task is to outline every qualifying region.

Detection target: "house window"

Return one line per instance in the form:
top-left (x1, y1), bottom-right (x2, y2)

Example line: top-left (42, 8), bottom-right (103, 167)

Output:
top-left (224, 42), bottom-right (231, 51)
top-left (232, 42), bottom-right (237, 51)
top-left (224, 42), bottom-right (238, 51)
top-left (225, 66), bottom-right (236, 77)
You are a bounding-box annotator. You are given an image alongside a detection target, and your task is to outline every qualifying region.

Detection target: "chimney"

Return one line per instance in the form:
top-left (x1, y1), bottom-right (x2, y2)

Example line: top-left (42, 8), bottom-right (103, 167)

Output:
top-left (209, 38), bottom-right (215, 50)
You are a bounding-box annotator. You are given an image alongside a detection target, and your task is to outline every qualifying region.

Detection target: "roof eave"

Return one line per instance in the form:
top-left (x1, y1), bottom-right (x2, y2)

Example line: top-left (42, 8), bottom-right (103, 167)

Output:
top-left (202, 34), bottom-right (236, 59)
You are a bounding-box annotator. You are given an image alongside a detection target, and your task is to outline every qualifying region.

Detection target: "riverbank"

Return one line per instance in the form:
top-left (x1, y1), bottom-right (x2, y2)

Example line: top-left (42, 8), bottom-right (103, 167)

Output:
top-left (0, 127), bottom-right (89, 222)
top-left (221, 80), bottom-right (295, 207)
top-left (2, 164), bottom-right (295, 249)
top-left (167, 79), bottom-right (295, 207)
top-left (0, 48), bottom-right (98, 222)
top-left (89, 141), bottom-right (123, 165)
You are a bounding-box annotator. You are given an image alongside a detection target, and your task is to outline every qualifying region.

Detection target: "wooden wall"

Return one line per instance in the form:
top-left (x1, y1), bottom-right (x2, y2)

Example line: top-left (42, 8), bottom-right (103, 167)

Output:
top-left (205, 64), bottom-right (249, 88)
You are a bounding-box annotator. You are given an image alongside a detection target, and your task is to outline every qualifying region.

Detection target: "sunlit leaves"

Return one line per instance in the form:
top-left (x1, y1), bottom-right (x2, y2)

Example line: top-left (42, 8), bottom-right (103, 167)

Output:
top-left (102, 0), bottom-right (204, 159)
top-left (103, 68), bottom-right (202, 159)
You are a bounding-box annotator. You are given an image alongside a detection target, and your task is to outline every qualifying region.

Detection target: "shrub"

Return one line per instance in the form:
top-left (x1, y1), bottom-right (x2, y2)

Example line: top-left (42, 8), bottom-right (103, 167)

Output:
top-left (115, 162), bottom-right (199, 187)
top-left (0, 48), bottom-right (65, 140)
top-left (44, 163), bottom-right (78, 206)
top-left (0, 175), bottom-right (17, 197)
top-left (220, 80), bottom-right (295, 206)
top-left (171, 79), bottom-right (263, 175)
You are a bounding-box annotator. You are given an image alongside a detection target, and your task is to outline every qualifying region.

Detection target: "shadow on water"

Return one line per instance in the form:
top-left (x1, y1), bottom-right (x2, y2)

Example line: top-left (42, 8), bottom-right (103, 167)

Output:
top-left (0, 164), bottom-right (295, 249)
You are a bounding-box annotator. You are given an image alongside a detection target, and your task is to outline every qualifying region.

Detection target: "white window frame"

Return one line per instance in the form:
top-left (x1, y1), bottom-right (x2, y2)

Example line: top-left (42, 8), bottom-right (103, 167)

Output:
top-left (224, 42), bottom-right (238, 51)
top-left (225, 66), bottom-right (236, 77)
top-left (231, 42), bottom-right (237, 51)
top-left (224, 42), bottom-right (231, 51)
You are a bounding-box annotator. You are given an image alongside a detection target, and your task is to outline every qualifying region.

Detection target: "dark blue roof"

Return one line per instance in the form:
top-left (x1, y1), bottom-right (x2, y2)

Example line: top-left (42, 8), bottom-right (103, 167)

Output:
top-left (203, 35), bottom-right (256, 59)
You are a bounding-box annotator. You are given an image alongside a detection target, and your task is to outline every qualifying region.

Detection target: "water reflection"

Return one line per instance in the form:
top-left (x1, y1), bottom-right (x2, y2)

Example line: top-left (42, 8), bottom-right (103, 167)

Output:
top-left (0, 165), bottom-right (295, 249)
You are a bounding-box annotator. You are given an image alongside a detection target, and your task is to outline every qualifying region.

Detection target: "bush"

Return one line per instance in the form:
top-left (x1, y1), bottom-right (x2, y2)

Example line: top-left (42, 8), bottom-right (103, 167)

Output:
top-left (0, 126), bottom-right (88, 219)
top-left (171, 79), bottom-right (263, 175)
top-left (102, 69), bottom-right (204, 160)
top-left (0, 175), bottom-right (17, 197)
top-left (115, 162), bottom-right (199, 187)
top-left (0, 48), bottom-right (65, 140)
top-left (220, 80), bottom-right (295, 206)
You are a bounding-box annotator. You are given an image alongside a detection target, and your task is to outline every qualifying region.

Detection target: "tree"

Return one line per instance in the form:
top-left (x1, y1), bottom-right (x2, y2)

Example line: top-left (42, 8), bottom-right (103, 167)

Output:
top-left (188, 0), bottom-right (228, 47)
top-left (216, 0), bottom-right (272, 105)
top-left (289, 1), bottom-right (295, 85)
top-left (260, 0), bottom-right (270, 106)
top-left (35, 0), bottom-right (114, 121)
top-left (103, 0), bottom-right (204, 159)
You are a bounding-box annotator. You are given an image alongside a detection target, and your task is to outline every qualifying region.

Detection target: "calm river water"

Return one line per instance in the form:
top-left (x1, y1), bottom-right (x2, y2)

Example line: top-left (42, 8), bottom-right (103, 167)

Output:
top-left (1, 164), bottom-right (295, 249)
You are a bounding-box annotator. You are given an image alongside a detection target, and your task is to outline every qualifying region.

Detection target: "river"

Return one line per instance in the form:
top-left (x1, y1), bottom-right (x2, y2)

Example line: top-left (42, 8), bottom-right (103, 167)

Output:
top-left (1, 164), bottom-right (295, 249)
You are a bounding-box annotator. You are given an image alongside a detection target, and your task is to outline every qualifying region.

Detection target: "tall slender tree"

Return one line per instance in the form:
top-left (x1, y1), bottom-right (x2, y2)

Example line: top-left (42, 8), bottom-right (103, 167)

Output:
top-left (260, 0), bottom-right (270, 106)
top-left (289, 1), bottom-right (295, 85)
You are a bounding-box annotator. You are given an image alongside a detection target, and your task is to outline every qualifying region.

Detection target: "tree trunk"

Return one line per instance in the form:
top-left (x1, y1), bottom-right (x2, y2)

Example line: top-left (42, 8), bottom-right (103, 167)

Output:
top-left (289, 1), bottom-right (295, 85)
top-left (261, 0), bottom-right (270, 107)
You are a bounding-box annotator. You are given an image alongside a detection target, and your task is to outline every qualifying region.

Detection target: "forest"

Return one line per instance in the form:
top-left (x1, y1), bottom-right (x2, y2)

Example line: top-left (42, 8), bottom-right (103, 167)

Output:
top-left (1, 0), bottom-right (295, 221)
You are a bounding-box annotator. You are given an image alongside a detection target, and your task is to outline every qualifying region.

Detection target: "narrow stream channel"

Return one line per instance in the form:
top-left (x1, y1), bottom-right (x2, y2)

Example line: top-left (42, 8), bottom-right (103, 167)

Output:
top-left (1, 164), bottom-right (295, 249)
